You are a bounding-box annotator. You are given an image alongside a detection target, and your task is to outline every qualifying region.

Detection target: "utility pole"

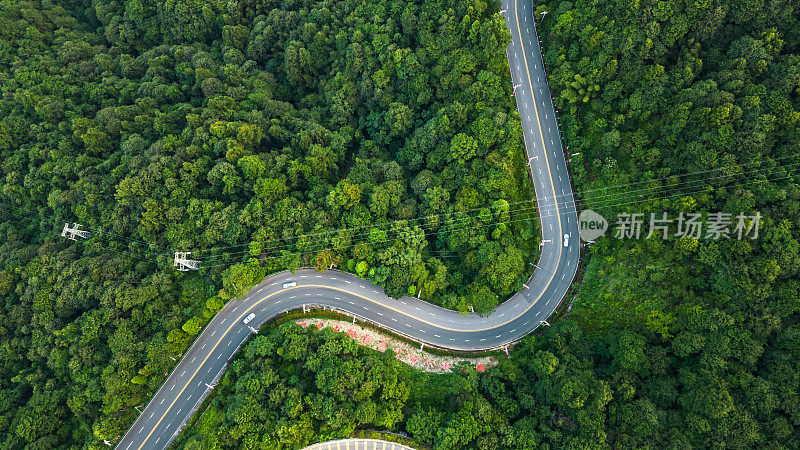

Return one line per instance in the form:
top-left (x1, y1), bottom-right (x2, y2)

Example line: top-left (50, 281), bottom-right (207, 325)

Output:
top-left (173, 252), bottom-right (201, 271)
top-left (61, 223), bottom-right (90, 240)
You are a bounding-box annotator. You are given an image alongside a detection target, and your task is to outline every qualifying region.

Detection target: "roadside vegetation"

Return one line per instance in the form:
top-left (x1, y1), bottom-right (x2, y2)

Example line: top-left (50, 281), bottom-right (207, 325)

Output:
top-left (178, 0), bottom-right (800, 448)
top-left (0, 0), bottom-right (534, 447)
top-left (0, 0), bottom-right (798, 448)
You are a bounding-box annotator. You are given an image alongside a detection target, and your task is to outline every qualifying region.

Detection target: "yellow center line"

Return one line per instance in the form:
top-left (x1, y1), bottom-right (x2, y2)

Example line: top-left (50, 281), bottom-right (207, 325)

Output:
top-left (511, 0), bottom-right (563, 306)
top-left (136, 5), bottom-right (567, 448)
top-left (135, 288), bottom-right (287, 449)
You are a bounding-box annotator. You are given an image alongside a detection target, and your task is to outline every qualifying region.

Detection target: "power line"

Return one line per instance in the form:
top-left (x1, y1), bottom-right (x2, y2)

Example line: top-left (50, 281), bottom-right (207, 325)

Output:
top-left (193, 160), bottom-right (799, 264)
top-left (1, 153), bottom-right (796, 266)
top-left (195, 171), bottom-right (796, 270)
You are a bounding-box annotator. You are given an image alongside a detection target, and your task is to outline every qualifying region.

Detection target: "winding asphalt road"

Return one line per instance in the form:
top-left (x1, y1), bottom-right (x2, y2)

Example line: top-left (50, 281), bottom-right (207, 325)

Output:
top-left (116, 1), bottom-right (579, 448)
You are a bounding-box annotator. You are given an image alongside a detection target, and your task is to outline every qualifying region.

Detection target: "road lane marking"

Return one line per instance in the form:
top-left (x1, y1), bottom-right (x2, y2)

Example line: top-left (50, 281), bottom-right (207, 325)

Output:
top-left (511, 0), bottom-right (565, 319)
top-left (135, 216), bottom-right (573, 450)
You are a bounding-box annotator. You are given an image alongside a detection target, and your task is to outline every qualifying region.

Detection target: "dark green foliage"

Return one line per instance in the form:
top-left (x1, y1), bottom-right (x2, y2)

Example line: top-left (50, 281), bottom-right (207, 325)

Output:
top-left (184, 0), bottom-right (800, 448)
top-left (0, 0), bottom-right (533, 447)
top-left (2, 0), bottom-right (799, 448)
top-left (177, 324), bottom-right (412, 448)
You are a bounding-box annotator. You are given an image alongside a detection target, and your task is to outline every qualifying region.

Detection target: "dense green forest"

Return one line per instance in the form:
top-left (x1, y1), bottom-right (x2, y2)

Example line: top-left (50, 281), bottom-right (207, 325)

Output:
top-left (1, 0), bottom-right (799, 448)
top-left (177, 0), bottom-right (800, 449)
top-left (0, 0), bottom-right (537, 447)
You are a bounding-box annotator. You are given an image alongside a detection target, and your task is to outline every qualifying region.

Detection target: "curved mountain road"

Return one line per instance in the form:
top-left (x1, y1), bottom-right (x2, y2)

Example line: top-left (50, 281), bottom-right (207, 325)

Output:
top-left (116, 1), bottom-right (579, 448)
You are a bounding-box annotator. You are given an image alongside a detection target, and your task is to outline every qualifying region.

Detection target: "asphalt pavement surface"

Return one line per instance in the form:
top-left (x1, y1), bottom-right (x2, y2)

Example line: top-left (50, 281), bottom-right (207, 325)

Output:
top-left (116, 1), bottom-right (579, 448)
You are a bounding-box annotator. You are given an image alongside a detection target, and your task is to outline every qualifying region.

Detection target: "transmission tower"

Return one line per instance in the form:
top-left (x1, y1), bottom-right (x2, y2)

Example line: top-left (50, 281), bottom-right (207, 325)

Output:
top-left (173, 252), bottom-right (201, 271)
top-left (61, 223), bottom-right (90, 240)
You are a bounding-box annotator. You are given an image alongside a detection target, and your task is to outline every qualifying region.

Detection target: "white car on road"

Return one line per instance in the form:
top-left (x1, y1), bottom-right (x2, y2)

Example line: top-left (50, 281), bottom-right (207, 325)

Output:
top-left (243, 313), bottom-right (256, 324)
top-left (563, 233), bottom-right (570, 247)
top-left (282, 281), bottom-right (296, 288)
